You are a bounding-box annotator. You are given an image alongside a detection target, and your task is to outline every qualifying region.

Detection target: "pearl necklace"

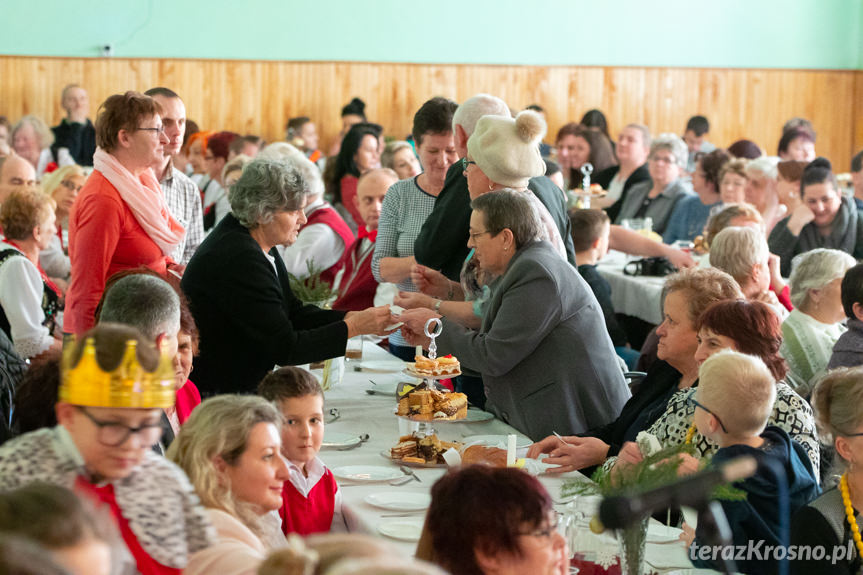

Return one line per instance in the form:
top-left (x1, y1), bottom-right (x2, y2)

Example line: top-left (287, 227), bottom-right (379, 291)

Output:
top-left (839, 473), bottom-right (863, 562)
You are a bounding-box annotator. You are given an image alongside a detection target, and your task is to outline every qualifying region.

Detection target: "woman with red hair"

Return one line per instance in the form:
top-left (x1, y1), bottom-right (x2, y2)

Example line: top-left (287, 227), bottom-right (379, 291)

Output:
top-left (186, 130), bottom-right (213, 188)
top-left (422, 466), bottom-right (568, 575)
top-left (65, 91), bottom-right (185, 335)
top-left (619, 299), bottom-right (819, 476)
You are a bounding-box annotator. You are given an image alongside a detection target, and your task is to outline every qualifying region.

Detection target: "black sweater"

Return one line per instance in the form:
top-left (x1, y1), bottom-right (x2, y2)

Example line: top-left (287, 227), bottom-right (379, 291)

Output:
top-left (181, 214), bottom-right (348, 395)
top-left (414, 161), bottom-right (576, 281)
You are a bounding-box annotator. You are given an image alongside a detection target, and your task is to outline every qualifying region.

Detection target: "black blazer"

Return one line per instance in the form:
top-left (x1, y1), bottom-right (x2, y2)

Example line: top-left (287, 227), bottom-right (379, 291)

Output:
top-left (182, 214), bottom-right (348, 395)
top-left (581, 360), bottom-right (683, 459)
top-left (414, 161), bottom-right (576, 281)
top-left (594, 163), bottom-right (651, 222)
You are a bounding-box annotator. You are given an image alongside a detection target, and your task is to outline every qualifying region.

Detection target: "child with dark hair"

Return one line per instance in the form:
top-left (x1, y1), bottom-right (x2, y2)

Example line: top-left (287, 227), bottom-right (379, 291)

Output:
top-left (828, 263), bottom-right (863, 369)
top-left (570, 209), bottom-right (636, 368)
top-left (258, 367), bottom-right (345, 535)
top-left (0, 483), bottom-right (117, 575)
top-left (683, 115), bottom-right (716, 172)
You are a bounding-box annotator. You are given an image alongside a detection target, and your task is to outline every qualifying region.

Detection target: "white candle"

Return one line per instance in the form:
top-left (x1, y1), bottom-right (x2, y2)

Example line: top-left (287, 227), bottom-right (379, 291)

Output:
top-left (506, 434), bottom-right (517, 467)
top-left (415, 345), bottom-right (423, 358)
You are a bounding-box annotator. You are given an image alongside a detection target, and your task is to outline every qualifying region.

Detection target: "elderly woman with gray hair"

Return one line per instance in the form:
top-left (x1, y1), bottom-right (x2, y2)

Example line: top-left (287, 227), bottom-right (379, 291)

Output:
top-left (614, 133), bottom-right (694, 235)
top-left (182, 158), bottom-right (393, 396)
top-left (400, 190), bottom-right (630, 440)
top-left (263, 146), bottom-right (354, 283)
top-left (781, 248), bottom-right (857, 398)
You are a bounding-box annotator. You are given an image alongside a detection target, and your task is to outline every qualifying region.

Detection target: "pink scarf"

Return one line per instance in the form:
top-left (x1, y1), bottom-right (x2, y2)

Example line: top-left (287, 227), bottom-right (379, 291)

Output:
top-left (93, 148), bottom-right (184, 257)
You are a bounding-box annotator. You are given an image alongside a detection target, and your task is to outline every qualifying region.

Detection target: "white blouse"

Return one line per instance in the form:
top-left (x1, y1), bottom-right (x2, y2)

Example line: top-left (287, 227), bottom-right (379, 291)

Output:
top-left (0, 241), bottom-right (55, 358)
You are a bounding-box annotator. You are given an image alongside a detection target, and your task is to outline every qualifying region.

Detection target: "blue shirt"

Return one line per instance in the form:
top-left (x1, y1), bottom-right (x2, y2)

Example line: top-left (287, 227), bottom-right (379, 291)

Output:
top-left (662, 195), bottom-right (719, 244)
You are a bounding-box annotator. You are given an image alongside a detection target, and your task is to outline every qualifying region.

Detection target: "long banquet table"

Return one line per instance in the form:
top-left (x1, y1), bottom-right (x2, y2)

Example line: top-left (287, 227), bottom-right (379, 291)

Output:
top-left (312, 343), bottom-right (718, 574)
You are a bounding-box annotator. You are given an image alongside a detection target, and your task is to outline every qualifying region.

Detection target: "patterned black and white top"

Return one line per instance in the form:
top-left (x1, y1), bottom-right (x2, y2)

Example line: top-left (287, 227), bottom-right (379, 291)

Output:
top-left (0, 426), bottom-right (215, 568)
top-left (643, 381), bottom-right (820, 477)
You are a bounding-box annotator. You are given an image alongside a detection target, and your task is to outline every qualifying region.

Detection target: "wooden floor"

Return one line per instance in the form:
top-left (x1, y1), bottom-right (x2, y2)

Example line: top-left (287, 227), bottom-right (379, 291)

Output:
top-left (2, 56), bottom-right (861, 170)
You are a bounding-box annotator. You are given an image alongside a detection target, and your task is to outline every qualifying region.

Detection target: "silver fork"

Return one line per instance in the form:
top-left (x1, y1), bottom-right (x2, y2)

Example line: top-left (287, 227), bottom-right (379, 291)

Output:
top-left (389, 475), bottom-right (413, 486)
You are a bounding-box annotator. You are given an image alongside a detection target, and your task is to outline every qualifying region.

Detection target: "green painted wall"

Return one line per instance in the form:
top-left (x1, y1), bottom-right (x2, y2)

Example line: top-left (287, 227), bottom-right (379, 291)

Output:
top-left (2, 0), bottom-right (861, 69)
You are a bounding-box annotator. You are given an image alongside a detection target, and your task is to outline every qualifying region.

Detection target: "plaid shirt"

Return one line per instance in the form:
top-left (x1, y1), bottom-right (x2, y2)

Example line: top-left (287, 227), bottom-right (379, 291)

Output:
top-left (161, 164), bottom-right (204, 265)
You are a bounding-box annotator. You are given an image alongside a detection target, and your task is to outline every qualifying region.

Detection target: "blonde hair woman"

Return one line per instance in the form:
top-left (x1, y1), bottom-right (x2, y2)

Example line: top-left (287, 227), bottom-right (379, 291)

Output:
top-left (168, 395), bottom-right (289, 575)
top-left (38, 164), bottom-right (86, 281)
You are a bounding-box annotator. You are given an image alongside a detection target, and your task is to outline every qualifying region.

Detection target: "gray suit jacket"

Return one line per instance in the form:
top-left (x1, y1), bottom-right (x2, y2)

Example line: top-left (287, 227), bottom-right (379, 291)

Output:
top-left (436, 241), bottom-right (630, 440)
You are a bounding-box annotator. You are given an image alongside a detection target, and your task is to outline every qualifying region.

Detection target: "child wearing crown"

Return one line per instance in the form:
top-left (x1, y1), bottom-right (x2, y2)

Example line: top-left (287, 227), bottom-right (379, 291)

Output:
top-left (0, 323), bottom-right (214, 574)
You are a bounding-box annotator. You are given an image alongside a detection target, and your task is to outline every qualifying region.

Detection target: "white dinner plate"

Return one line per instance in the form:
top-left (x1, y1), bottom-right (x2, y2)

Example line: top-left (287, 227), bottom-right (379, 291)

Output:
top-left (464, 409), bottom-right (495, 423)
top-left (321, 432), bottom-right (362, 449)
top-left (463, 434), bottom-right (532, 449)
top-left (377, 519), bottom-right (425, 542)
top-left (365, 491), bottom-right (431, 511)
top-left (332, 465), bottom-right (405, 482)
top-left (360, 360), bottom-right (406, 373)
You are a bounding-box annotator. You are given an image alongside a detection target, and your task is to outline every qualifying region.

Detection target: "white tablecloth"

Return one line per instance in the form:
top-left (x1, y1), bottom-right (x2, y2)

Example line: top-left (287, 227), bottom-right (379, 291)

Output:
top-left (311, 343), bottom-right (714, 573)
top-left (597, 250), bottom-right (668, 325)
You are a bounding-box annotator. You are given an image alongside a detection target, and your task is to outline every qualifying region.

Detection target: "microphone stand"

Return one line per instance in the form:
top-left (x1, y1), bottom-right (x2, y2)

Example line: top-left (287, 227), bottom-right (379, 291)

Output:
top-left (694, 500), bottom-right (737, 575)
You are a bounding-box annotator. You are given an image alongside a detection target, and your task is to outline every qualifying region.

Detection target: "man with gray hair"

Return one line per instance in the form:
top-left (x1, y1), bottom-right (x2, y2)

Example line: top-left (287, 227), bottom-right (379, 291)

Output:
top-left (98, 273), bottom-right (183, 452)
top-left (414, 93), bottom-right (574, 281)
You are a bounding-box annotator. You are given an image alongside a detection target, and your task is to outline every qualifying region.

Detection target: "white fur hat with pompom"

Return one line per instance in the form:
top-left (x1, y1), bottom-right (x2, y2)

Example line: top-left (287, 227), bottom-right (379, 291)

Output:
top-left (467, 110), bottom-right (547, 188)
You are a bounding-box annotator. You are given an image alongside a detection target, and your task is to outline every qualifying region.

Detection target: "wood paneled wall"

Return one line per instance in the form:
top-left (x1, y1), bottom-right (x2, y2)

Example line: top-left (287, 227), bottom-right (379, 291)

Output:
top-left (2, 56), bottom-right (861, 170)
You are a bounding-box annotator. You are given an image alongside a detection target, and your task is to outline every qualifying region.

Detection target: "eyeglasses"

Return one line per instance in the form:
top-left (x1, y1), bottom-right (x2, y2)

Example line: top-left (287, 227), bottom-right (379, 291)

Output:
top-left (61, 180), bottom-right (83, 193)
top-left (136, 125), bottom-right (165, 135)
top-left (688, 396), bottom-right (728, 434)
top-left (517, 513), bottom-right (560, 539)
top-left (842, 431), bottom-right (863, 438)
top-left (468, 230), bottom-right (492, 241)
top-left (650, 154), bottom-right (677, 166)
top-left (76, 406), bottom-right (163, 447)
top-left (462, 158), bottom-right (477, 171)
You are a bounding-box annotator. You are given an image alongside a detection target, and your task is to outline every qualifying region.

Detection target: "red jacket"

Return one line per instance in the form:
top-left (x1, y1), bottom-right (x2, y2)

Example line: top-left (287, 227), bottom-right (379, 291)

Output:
top-left (66, 171), bottom-right (170, 334)
top-left (332, 238), bottom-right (378, 312)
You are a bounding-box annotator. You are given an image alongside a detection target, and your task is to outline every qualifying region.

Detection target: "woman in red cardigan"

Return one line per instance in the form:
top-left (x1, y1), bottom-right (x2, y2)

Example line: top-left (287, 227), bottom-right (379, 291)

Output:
top-left (65, 91), bottom-right (184, 335)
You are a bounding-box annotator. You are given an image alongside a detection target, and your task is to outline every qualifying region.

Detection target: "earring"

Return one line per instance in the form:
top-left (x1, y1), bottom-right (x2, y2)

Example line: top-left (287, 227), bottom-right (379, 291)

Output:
top-left (489, 183), bottom-right (495, 191)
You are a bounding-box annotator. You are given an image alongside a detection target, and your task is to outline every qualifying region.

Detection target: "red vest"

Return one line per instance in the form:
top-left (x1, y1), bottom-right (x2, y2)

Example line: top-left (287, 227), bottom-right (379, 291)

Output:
top-left (332, 239), bottom-right (378, 312)
top-left (279, 469), bottom-right (337, 536)
top-left (75, 477), bottom-right (181, 575)
top-left (303, 206), bottom-right (355, 285)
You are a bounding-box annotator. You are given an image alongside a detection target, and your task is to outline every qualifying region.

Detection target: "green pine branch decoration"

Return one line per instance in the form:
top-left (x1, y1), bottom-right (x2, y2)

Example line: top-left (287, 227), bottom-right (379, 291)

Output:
top-left (562, 442), bottom-right (747, 503)
top-left (288, 260), bottom-right (338, 305)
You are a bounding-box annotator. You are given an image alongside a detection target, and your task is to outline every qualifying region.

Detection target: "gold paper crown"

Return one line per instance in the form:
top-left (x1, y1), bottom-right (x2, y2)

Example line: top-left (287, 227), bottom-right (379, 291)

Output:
top-left (59, 337), bottom-right (176, 409)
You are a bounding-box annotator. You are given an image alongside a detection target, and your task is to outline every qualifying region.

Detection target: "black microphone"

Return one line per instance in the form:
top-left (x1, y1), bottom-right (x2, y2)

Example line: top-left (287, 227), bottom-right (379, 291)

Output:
top-left (598, 455), bottom-right (757, 530)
